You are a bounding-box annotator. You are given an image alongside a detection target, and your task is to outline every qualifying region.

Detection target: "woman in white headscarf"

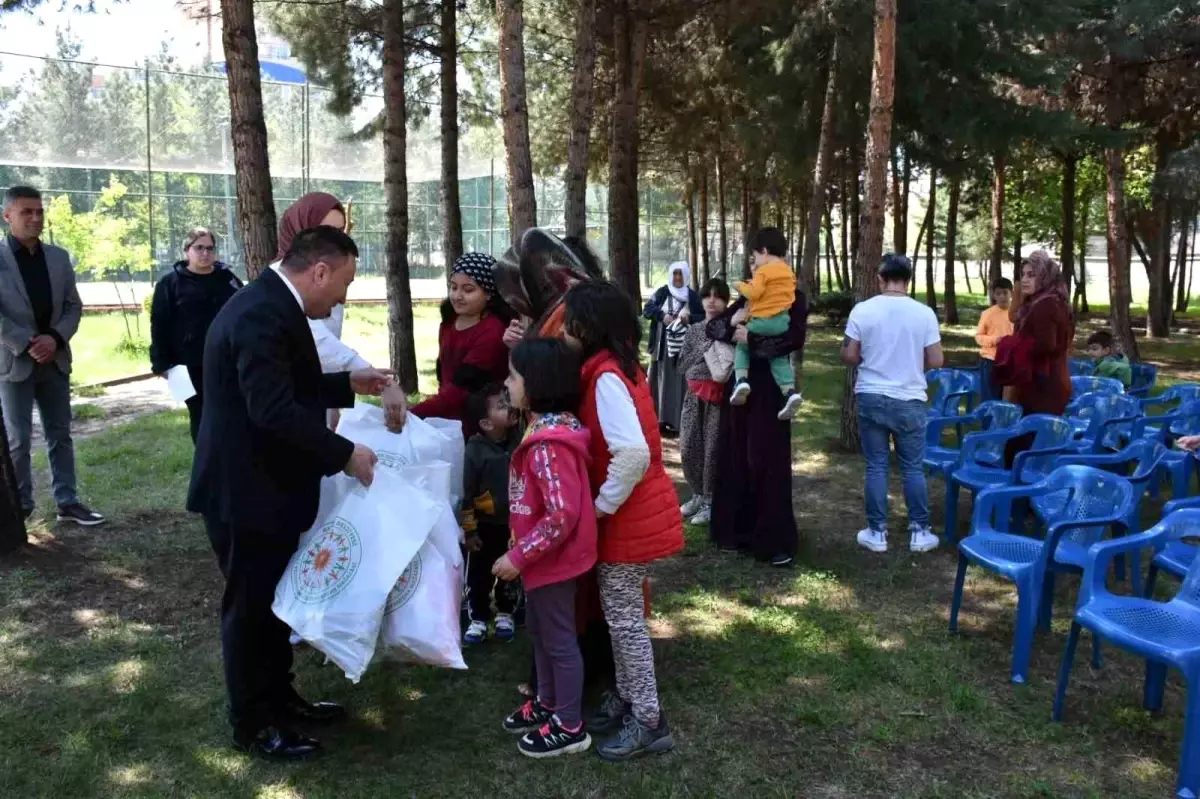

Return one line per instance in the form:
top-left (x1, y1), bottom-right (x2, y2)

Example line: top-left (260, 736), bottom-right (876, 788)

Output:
top-left (642, 262), bottom-right (703, 435)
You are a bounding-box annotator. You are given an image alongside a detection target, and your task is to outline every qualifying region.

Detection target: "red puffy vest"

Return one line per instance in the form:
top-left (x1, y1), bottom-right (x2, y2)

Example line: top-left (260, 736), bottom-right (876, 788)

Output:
top-left (578, 351), bottom-right (684, 564)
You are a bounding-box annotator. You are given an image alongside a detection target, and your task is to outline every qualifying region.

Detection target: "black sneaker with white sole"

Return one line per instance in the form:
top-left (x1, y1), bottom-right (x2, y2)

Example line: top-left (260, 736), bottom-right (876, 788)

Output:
top-left (56, 503), bottom-right (106, 527)
top-left (503, 699), bottom-right (554, 734)
top-left (517, 716), bottom-right (591, 759)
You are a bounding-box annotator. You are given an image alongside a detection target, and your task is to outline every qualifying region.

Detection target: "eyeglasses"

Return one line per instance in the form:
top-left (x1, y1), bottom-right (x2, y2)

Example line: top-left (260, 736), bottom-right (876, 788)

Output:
top-left (192, 245), bottom-right (216, 253)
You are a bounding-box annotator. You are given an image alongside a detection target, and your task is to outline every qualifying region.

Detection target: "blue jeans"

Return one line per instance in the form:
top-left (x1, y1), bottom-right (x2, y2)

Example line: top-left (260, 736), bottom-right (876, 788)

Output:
top-left (857, 393), bottom-right (929, 532)
top-left (0, 362), bottom-right (78, 511)
top-left (978, 357), bottom-right (999, 403)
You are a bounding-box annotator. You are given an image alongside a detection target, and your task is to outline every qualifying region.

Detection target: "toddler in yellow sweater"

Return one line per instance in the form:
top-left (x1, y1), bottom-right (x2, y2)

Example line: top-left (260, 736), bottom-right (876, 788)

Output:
top-left (730, 228), bottom-right (802, 420)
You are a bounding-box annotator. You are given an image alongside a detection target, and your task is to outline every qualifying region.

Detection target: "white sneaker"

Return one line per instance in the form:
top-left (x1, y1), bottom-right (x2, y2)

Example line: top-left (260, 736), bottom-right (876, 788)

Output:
top-left (464, 620), bottom-right (489, 644)
top-left (777, 391), bottom-right (804, 420)
top-left (909, 526), bottom-right (940, 553)
top-left (856, 528), bottom-right (888, 553)
top-left (730, 381), bottom-right (752, 406)
top-left (680, 495), bottom-right (705, 518)
top-left (690, 504), bottom-right (711, 524)
top-left (494, 613), bottom-right (516, 641)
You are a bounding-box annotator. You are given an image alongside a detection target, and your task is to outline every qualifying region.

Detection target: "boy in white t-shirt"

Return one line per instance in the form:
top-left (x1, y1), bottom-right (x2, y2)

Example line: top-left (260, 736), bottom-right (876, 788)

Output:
top-left (840, 254), bottom-right (944, 554)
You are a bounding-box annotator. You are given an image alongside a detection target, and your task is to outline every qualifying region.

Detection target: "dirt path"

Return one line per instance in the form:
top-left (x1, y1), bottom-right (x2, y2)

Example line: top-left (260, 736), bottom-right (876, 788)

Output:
top-left (31, 378), bottom-right (177, 446)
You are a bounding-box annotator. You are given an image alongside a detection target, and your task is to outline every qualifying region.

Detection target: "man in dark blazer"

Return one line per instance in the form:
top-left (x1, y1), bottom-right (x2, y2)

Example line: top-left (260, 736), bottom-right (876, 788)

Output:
top-left (0, 185), bottom-right (104, 526)
top-left (188, 225), bottom-right (391, 760)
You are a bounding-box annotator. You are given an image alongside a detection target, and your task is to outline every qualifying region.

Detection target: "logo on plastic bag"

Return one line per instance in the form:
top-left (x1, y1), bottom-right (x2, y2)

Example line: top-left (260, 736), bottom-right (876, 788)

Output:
top-left (384, 552), bottom-right (422, 615)
top-left (376, 449), bottom-right (411, 469)
top-left (293, 517), bottom-right (362, 603)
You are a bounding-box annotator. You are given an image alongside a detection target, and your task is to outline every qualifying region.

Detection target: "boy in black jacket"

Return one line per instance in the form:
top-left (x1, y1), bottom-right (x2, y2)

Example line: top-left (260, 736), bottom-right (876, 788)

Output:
top-left (461, 383), bottom-right (520, 644)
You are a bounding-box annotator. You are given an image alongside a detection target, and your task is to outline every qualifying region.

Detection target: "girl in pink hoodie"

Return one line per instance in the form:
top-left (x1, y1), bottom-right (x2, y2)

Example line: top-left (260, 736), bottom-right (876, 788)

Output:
top-left (493, 338), bottom-right (598, 759)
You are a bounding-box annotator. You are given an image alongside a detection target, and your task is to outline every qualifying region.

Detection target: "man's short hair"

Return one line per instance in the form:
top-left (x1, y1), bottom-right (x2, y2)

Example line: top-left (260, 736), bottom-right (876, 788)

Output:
top-left (281, 226), bottom-right (359, 272)
top-left (750, 227), bottom-right (788, 258)
top-left (4, 185), bottom-right (41, 210)
top-left (878, 253), bottom-right (913, 284)
top-left (1087, 331), bottom-right (1115, 350)
top-left (991, 277), bottom-right (1013, 292)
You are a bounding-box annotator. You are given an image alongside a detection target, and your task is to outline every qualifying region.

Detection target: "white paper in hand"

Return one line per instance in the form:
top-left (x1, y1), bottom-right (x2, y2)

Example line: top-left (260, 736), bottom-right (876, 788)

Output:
top-left (272, 470), bottom-right (441, 682)
top-left (165, 365), bottom-right (196, 402)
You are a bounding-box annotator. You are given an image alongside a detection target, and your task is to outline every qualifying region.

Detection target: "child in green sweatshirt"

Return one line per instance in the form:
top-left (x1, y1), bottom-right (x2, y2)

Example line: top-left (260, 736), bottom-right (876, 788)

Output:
top-left (1086, 331), bottom-right (1132, 388)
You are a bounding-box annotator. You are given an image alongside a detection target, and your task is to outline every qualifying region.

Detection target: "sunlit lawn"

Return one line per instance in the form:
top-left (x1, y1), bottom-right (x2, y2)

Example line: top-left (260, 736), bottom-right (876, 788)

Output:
top-left (3, 309), bottom-right (1198, 797)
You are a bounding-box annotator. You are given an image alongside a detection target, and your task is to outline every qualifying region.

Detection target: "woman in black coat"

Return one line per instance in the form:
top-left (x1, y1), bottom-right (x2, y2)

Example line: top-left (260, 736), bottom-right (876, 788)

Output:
top-left (149, 228), bottom-right (243, 443)
top-left (642, 262), bottom-right (702, 434)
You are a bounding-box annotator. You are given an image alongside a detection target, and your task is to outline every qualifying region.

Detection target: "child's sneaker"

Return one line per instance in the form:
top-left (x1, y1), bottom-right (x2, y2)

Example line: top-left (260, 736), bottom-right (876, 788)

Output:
top-left (689, 503), bottom-right (711, 524)
top-left (463, 620), bottom-right (489, 645)
top-left (730, 381), bottom-right (752, 406)
top-left (856, 527), bottom-right (888, 553)
top-left (777, 391), bottom-right (804, 420)
top-left (494, 613), bottom-right (516, 642)
top-left (909, 524), bottom-right (940, 553)
top-left (679, 495), bottom-right (705, 518)
top-left (585, 691), bottom-right (631, 736)
top-left (596, 710), bottom-right (675, 761)
top-left (517, 716), bottom-right (591, 759)
top-left (503, 699), bottom-right (554, 734)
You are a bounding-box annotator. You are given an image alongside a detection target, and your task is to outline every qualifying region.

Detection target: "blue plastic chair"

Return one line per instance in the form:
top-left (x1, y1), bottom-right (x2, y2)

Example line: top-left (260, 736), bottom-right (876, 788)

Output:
top-left (1129, 399), bottom-right (1200, 448)
top-left (1070, 375), bottom-right (1125, 399)
top-left (1139, 384), bottom-right (1200, 417)
top-left (1129, 363), bottom-right (1159, 399)
top-left (1151, 497), bottom-right (1200, 597)
top-left (943, 415), bottom-right (1076, 544)
top-left (927, 368), bottom-right (978, 417)
top-left (1063, 393), bottom-right (1142, 453)
top-left (1053, 508), bottom-right (1200, 799)
top-left (1048, 440), bottom-right (1170, 596)
top-left (1068, 358), bottom-right (1096, 377)
top-left (950, 466), bottom-right (1135, 684)
top-left (925, 400), bottom-right (1022, 472)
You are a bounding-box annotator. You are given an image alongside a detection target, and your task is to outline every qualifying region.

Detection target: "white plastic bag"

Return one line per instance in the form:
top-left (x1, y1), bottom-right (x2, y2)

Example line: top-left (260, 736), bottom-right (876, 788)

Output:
top-left (378, 504), bottom-right (467, 670)
top-left (336, 404), bottom-right (466, 506)
top-left (273, 471), bottom-right (441, 682)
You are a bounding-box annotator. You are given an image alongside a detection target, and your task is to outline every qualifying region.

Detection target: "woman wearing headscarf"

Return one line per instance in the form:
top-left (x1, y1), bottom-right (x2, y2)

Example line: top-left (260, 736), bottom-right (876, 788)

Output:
top-left (270, 192), bottom-right (407, 431)
top-left (994, 250), bottom-right (1074, 465)
top-left (642, 263), bottom-right (703, 434)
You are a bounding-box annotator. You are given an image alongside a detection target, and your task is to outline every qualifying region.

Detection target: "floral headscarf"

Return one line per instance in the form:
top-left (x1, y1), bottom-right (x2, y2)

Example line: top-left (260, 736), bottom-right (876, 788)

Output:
top-left (1014, 249), bottom-right (1069, 330)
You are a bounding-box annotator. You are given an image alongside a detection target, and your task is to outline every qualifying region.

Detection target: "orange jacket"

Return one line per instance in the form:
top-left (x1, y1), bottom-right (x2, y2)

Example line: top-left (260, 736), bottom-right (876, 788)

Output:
top-left (735, 261), bottom-right (796, 319)
top-left (975, 304), bottom-right (1014, 361)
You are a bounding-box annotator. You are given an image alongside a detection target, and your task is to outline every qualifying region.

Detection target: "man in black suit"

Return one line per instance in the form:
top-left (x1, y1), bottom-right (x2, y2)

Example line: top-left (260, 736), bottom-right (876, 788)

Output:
top-left (188, 225), bottom-right (392, 760)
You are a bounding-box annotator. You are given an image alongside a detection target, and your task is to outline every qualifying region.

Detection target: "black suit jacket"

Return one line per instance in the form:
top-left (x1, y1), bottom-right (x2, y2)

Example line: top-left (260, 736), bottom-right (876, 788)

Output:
top-left (187, 268), bottom-right (356, 534)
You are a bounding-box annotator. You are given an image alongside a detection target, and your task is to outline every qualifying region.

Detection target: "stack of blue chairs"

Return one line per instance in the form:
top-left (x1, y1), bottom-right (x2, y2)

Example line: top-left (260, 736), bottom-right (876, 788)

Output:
top-left (1063, 393), bottom-right (1141, 453)
top-left (928, 368), bottom-right (978, 417)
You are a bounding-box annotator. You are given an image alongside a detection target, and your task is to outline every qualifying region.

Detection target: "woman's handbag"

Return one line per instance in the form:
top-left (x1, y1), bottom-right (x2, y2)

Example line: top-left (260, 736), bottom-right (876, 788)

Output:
top-left (704, 340), bottom-right (735, 383)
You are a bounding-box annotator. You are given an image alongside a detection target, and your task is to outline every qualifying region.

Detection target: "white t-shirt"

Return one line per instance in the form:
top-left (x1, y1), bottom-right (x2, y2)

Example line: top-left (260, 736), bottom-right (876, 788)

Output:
top-left (844, 295), bottom-right (941, 402)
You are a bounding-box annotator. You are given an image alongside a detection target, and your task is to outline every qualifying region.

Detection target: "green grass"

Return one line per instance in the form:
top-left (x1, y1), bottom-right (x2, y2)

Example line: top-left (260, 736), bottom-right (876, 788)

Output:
top-left (3, 317), bottom-right (1199, 797)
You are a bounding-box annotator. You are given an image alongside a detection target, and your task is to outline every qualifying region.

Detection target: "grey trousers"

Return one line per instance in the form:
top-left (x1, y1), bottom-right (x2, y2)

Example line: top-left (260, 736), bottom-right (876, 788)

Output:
top-left (0, 363), bottom-right (77, 511)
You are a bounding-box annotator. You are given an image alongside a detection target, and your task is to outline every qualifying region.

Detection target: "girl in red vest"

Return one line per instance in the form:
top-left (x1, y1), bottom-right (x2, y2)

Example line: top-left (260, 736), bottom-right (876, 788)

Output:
top-left (561, 281), bottom-right (684, 761)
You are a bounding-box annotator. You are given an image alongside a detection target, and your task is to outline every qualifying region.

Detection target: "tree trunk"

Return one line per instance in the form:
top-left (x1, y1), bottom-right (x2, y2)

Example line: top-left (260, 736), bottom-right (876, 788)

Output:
top-left (944, 172), bottom-right (961, 324)
top-left (607, 0), bottom-right (648, 302)
top-left (826, 205), bottom-right (845, 291)
top-left (563, 0), bottom-right (597, 240)
top-left (1105, 144), bottom-right (1140, 358)
top-left (801, 35), bottom-right (839, 295)
top-left (685, 178), bottom-right (697, 281)
top-left (1188, 218), bottom-right (1197, 312)
top-left (1076, 195), bottom-right (1090, 314)
top-left (747, 194), bottom-right (762, 280)
top-left (841, 0), bottom-right (896, 451)
top-left (909, 198), bottom-right (927, 298)
top-left (849, 144), bottom-right (862, 271)
top-left (699, 168), bottom-right (710, 281)
top-left (925, 166), bottom-right (938, 312)
top-left (839, 175), bottom-right (850, 286)
top-left (1177, 213), bottom-right (1192, 315)
top-left (989, 151), bottom-right (1005, 285)
top-left (1145, 139), bottom-right (1173, 338)
top-left (440, 0), bottom-right (463, 268)
top-left (716, 151), bottom-right (728, 276)
top-left (1061, 153), bottom-right (1076, 300)
top-left (383, 0), bottom-right (418, 393)
top-left (220, 0), bottom-right (276, 277)
top-left (497, 0), bottom-right (537, 243)
top-left (893, 146), bottom-right (910, 254)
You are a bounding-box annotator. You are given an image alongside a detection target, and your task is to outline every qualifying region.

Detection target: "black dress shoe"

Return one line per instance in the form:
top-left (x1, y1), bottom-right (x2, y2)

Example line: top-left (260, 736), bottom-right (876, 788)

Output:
top-left (232, 725), bottom-right (322, 761)
top-left (279, 697), bottom-right (347, 725)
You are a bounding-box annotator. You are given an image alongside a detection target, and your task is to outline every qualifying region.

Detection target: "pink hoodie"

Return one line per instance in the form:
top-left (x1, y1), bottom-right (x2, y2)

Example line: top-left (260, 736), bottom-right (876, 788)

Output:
top-left (506, 413), bottom-right (597, 590)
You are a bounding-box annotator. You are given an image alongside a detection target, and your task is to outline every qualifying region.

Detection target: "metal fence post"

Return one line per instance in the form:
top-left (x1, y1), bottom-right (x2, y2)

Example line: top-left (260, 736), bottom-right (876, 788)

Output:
top-left (144, 59), bottom-right (155, 273)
